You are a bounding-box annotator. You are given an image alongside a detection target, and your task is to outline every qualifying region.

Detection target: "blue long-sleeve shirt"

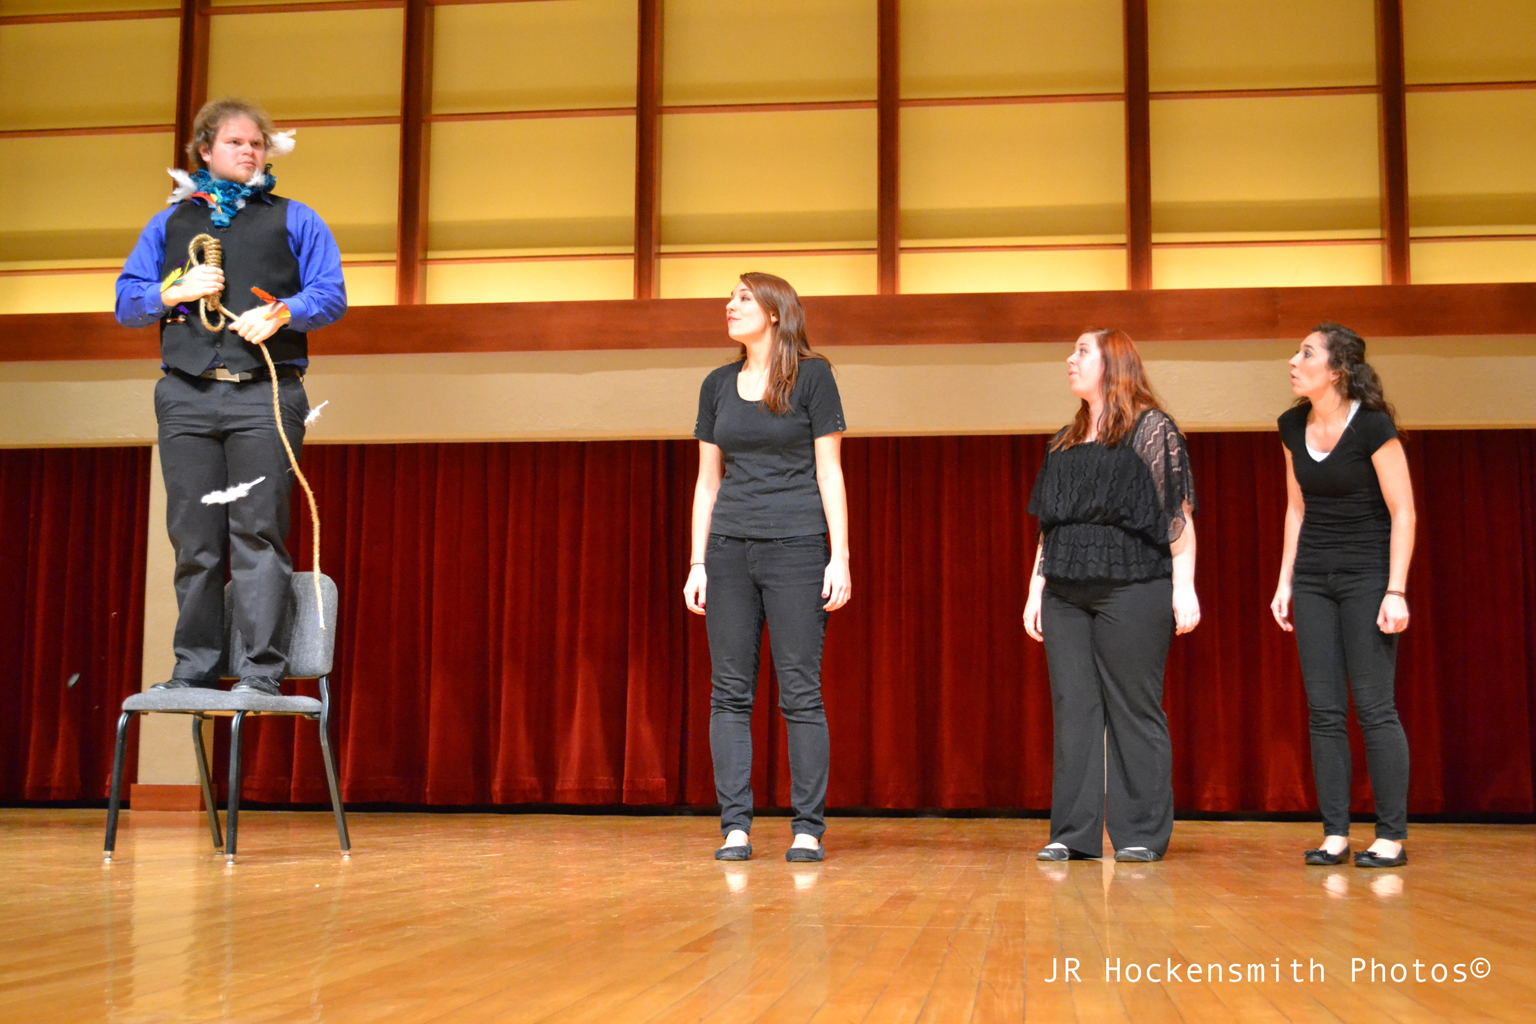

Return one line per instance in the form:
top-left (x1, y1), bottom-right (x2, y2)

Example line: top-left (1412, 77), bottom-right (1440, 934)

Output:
top-left (115, 195), bottom-right (348, 354)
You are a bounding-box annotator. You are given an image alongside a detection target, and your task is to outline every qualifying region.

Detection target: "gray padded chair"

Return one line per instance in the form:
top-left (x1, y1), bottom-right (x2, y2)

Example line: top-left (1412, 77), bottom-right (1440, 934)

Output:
top-left (104, 572), bottom-right (348, 862)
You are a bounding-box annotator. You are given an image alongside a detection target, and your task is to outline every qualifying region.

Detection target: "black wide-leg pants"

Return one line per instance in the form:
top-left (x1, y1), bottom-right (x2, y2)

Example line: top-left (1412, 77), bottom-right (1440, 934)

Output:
top-left (155, 370), bottom-right (308, 682)
top-left (704, 533), bottom-right (831, 839)
top-left (1291, 570), bottom-right (1409, 841)
top-left (1041, 576), bottom-right (1175, 858)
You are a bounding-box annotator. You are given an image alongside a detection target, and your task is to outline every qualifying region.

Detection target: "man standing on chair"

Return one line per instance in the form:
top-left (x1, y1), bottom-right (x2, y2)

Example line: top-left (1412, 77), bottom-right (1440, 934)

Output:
top-left (115, 98), bottom-right (346, 697)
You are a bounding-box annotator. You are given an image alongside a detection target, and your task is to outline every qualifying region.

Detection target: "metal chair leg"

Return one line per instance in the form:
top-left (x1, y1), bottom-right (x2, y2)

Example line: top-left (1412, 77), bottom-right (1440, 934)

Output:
top-left (226, 711), bottom-right (247, 862)
top-left (190, 715), bottom-right (223, 851)
top-left (104, 711), bottom-right (135, 860)
top-left (316, 677), bottom-right (350, 854)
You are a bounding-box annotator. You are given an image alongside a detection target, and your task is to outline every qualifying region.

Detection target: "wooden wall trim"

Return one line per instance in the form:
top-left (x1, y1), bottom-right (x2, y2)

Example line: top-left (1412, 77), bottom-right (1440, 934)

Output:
top-left (632, 0), bottom-right (662, 300)
top-left (1375, 0), bottom-right (1411, 286)
top-left (395, 0), bottom-right (433, 305)
top-left (1123, 0), bottom-right (1152, 291)
top-left (172, 0), bottom-right (210, 171)
top-left (6, 284), bottom-right (1533, 362)
top-left (876, 0), bottom-right (900, 295)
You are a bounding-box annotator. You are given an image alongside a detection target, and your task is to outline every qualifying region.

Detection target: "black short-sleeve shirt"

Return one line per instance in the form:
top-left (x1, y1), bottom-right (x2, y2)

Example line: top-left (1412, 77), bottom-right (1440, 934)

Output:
top-left (695, 357), bottom-right (846, 538)
top-left (1278, 402), bottom-right (1398, 575)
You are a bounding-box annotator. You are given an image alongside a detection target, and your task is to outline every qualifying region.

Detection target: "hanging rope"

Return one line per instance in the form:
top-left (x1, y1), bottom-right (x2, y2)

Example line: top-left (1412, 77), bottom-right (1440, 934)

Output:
top-left (252, 336), bottom-right (326, 631)
top-left (187, 233), bottom-right (227, 331)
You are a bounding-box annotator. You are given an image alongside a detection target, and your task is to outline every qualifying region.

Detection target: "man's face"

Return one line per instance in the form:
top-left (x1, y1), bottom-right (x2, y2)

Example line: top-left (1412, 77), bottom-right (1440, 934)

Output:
top-left (199, 115), bottom-right (266, 182)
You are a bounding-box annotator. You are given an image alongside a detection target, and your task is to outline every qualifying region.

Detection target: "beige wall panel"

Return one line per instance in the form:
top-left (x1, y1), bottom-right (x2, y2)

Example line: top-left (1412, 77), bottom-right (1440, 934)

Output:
top-left (0, 271), bottom-right (117, 315)
top-left (5, 339), bottom-right (1535, 450)
top-left (432, 0), bottom-right (636, 114)
top-left (0, 0), bottom-right (172, 12)
top-left (0, 21), bottom-right (178, 131)
top-left (1153, 243), bottom-right (1382, 289)
top-left (659, 111), bottom-right (876, 247)
top-left (0, 134), bottom-right (174, 262)
top-left (207, 8), bottom-right (402, 120)
top-left (1410, 239), bottom-right (1536, 285)
top-left (1149, 0), bottom-right (1376, 92)
top-left (425, 258), bottom-right (633, 304)
top-left (1151, 95), bottom-right (1380, 237)
top-left (659, 254), bottom-right (876, 300)
top-left (901, 0), bottom-right (1121, 99)
top-left (429, 117), bottom-right (635, 252)
top-left (1407, 92), bottom-right (1536, 233)
top-left (342, 263), bottom-right (397, 306)
top-left (901, 103), bottom-right (1126, 242)
top-left (1403, 0), bottom-right (1536, 84)
top-left (900, 248), bottom-right (1126, 294)
top-left (662, 0), bottom-right (874, 106)
top-left (273, 124), bottom-right (399, 255)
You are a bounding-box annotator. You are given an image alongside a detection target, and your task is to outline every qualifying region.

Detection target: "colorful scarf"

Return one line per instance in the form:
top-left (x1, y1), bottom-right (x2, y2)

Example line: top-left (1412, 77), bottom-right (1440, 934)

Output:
top-left (167, 166), bottom-right (278, 228)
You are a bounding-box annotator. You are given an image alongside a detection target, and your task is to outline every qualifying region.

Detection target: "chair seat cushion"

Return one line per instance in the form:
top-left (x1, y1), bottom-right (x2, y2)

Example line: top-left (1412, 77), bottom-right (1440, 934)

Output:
top-left (123, 689), bottom-right (322, 715)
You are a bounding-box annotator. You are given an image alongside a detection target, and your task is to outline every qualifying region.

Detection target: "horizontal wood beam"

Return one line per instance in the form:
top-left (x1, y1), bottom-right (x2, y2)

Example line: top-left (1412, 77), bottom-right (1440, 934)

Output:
top-left (5, 284), bottom-right (1535, 362)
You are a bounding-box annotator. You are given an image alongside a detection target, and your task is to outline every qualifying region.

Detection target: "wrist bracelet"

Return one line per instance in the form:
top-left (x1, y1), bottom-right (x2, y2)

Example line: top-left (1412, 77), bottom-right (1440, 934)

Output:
top-left (689, 561), bottom-right (704, 567)
top-left (1385, 589), bottom-right (1406, 598)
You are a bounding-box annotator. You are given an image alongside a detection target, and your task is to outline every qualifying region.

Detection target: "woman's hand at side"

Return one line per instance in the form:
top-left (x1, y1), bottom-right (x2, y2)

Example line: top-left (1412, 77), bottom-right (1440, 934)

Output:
top-left (822, 554), bottom-right (851, 612)
top-left (1270, 580), bottom-right (1293, 632)
top-left (1022, 541), bottom-right (1045, 642)
top-left (1377, 593), bottom-right (1409, 633)
top-left (1023, 582), bottom-right (1044, 642)
top-left (1173, 582), bottom-right (1201, 635)
top-left (683, 563), bottom-right (707, 615)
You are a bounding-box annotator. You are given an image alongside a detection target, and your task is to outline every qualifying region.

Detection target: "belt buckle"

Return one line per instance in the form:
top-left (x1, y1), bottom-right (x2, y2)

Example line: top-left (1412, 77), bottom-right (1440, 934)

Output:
top-left (212, 367), bottom-right (245, 382)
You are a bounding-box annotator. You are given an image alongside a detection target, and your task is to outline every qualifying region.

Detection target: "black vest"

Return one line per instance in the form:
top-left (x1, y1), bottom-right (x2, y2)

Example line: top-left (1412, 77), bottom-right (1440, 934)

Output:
top-left (159, 195), bottom-right (307, 375)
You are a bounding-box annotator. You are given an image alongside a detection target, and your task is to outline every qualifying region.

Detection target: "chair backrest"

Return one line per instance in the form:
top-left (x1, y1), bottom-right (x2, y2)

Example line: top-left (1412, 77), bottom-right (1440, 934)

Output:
top-left (225, 572), bottom-right (338, 679)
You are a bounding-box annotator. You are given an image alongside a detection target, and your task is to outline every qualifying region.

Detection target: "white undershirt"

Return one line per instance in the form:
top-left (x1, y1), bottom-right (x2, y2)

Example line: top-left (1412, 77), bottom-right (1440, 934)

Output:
top-left (1306, 400), bottom-right (1361, 462)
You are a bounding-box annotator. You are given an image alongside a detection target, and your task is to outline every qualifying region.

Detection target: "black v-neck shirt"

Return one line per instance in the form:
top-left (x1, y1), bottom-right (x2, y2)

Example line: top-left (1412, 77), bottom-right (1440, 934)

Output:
top-left (1278, 402), bottom-right (1398, 575)
top-left (695, 357), bottom-right (846, 538)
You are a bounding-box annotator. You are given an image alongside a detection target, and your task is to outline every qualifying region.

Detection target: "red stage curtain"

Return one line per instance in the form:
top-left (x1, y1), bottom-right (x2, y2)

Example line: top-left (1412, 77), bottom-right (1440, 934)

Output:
top-left (0, 447), bottom-right (149, 801)
top-left (223, 430), bottom-right (1536, 817)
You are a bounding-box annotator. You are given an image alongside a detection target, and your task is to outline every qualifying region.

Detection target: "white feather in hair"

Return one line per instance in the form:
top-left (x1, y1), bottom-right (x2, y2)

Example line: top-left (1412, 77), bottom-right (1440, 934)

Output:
top-left (201, 477), bottom-right (266, 505)
top-left (268, 129), bottom-right (296, 157)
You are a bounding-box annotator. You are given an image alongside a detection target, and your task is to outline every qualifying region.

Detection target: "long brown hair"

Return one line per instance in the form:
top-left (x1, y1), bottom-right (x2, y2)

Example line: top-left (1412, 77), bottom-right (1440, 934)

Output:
top-left (1297, 321), bottom-right (1402, 435)
top-left (1049, 328), bottom-right (1163, 451)
top-left (737, 272), bottom-right (828, 415)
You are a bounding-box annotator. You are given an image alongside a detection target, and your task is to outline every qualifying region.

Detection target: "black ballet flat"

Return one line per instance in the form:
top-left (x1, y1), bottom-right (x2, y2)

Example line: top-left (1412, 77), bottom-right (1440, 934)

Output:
top-left (1354, 848), bottom-right (1407, 868)
top-left (1037, 846), bottom-right (1098, 862)
top-left (1304, 848), bottom-right (1350, 866)
top-left (1113, 848), bottom-right (1163, 863)
top-left (714, 843), bottom-right (752, 861)
top-left (785, 843), bottom-right (824, 863)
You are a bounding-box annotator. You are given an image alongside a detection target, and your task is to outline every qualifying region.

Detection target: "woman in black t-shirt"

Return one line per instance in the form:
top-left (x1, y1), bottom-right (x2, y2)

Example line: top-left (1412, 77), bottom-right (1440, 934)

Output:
top-left (685, 272), bottom-right (850, 864)
top-left (1023, 329), bottom-right (1199, 863)
top-left (1272, 323), bottom-right (1416, 868)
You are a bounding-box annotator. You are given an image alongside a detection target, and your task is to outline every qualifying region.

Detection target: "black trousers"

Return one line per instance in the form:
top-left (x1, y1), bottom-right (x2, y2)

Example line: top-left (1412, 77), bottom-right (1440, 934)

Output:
top-left (1292, 570), bottom-right (1409, 841)
top-left (704, 533), bottom-right (831, 839)
top-left (1041, 577), bottom-right (1175, 857)
top-left (155, 371), bottom-right (308, 682)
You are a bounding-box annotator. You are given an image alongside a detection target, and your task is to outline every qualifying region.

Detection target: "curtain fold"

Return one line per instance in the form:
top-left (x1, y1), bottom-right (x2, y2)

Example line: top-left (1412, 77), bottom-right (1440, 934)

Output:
top-left (0, 447), bottom-right (149, 801)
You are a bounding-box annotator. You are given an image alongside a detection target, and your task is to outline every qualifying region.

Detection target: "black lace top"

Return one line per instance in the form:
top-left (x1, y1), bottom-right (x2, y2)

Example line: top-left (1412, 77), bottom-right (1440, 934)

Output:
top-left (1027, 408), bottom-right (1197, 582)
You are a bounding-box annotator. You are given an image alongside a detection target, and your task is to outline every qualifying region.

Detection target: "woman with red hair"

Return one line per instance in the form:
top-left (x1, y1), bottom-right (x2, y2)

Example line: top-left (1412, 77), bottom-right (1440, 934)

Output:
top-left (1023, 329), bottom-right (1200, 862)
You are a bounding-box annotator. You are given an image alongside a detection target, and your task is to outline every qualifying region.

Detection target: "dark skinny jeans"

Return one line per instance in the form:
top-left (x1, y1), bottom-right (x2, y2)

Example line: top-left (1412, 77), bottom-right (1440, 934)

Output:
top-left (704, 533), bottom-right (831, 839)
top-left (1292, 570), bottom-right (1410, 841)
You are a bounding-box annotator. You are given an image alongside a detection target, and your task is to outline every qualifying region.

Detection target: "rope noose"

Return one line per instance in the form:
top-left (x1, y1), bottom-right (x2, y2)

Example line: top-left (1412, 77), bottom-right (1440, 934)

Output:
top-left (189, 231), bottom-right (326, 630)
top-left (187, 233), bottom-right (227, 331)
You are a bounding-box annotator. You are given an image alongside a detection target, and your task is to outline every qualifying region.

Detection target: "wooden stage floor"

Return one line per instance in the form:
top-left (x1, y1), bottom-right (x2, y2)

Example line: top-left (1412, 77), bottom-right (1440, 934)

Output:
top-left (3, 811), bottom-right (1534, 1023)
